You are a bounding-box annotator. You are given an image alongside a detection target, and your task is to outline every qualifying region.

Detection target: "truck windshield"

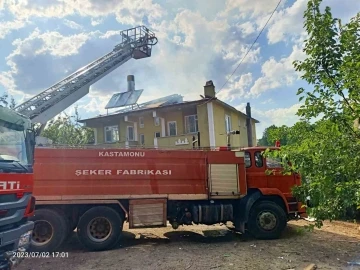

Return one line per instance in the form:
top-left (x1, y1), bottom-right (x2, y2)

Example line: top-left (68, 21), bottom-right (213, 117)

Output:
top-left (0, 125), bottom-right (31, 166)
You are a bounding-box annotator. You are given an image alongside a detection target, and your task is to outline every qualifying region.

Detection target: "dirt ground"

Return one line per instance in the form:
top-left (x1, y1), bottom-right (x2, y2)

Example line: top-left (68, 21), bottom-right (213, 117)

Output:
top-left (17, 220), bottom-right (360, 270)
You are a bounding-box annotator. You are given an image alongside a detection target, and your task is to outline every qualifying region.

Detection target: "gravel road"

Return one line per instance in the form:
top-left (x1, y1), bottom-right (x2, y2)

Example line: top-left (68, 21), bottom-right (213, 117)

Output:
top-left (17, 220), bottom-right (360, 270)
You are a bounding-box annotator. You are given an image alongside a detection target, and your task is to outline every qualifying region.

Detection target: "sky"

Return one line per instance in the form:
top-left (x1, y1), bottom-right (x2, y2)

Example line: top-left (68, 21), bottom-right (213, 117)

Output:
top-left (0, 0), bottom-right (359, 138)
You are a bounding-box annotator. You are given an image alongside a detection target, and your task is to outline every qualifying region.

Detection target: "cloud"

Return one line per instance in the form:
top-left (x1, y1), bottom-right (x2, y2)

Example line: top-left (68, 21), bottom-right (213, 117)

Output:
top-left (220, 0), bottom-right (285, 19)
top-left (91, 18), bottom-right (103, 26)
top-left (260, 98), bottom-right (274, 105)
top-left (266, 0), bottom-right (307, 44)
top-left (253, 103), bottom-right (302, 126)
top-left (0, 20), bottom-right (26, 39)
top-left (1, 28), bottom-right (99, 96)
top-left (64, 19), bottom-right (83, 30)
top-left (215, 41), bottom-right (305, 101)
top-left (4, 0), bottom-right (166, 25)
top-left (76, 93), bottom-right (112, 115)
top-left (217, 73), bottom-right (253, 102)
top-left (244, 103), bottom-right (302, 136)
top-left (247, 44), bottom-right (306, 98)
top-left (266, 0), bottom-right (360, 45)
top-left (236, 21), bottom-right (256, 37)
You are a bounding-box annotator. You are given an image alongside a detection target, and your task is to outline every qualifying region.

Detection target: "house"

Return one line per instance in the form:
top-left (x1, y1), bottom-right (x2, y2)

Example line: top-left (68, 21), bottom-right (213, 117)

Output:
top-left (79, 77), bottom-right (259, 149)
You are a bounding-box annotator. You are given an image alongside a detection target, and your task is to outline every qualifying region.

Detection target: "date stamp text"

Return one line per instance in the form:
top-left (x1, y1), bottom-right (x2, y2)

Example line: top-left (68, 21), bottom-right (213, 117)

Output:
top-left (12, 251), bottom-right (69, 258)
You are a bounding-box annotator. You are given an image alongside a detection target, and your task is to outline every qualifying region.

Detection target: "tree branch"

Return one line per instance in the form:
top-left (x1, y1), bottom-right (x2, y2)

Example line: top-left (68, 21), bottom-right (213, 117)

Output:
top-left (323, 65), bottom-right (355, 114)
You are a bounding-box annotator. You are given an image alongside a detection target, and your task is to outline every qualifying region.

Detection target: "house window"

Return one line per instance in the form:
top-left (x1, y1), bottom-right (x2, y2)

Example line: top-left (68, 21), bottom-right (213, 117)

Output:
top-left (127, 126), bottom-right (134, 141)
top-left (167, 121), bottom-right (177, 136)
top-left (225, 114), bottom-right (231, 133)
top-left (185, 115), bottom-right (198, 134)
top-left (154, 117), bottom-right (160, 126)
top-left (140, 134), bottom-right (145, 145)
top-left (104, 126), bottom-right (119, 143)
top-left (139, 117), bottom-right (144, 128)
top-left (155, 132), bottom-right (161, 138)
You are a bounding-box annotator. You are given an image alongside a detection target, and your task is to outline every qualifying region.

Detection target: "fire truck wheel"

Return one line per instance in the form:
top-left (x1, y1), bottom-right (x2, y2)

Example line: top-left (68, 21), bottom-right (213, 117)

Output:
top-left (247, 200), bottom-right (287, 240)
top-left (77, 206), bottom-right (123, 251)
top-left (30, 208), bottom-right (69, 252)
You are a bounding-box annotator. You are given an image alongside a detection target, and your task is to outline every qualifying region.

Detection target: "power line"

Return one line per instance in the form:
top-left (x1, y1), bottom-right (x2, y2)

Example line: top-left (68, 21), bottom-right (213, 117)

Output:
top-left (200, 0), bottom-right (282, 106)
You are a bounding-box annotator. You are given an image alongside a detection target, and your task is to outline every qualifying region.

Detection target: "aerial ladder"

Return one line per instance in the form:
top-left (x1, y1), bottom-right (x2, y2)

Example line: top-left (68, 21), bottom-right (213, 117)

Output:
top-left (13, 26), bottom-right (158, 134)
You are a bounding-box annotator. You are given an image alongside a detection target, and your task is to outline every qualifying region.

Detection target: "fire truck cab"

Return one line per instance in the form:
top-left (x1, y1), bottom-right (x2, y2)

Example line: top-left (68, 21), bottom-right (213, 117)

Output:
top-left (0, 106), bottom-right (36, 269)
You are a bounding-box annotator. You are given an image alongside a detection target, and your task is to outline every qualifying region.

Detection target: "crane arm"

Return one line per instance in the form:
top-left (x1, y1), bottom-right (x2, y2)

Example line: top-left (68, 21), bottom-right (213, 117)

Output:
top-left (14, 26), bottom-right (158, 125)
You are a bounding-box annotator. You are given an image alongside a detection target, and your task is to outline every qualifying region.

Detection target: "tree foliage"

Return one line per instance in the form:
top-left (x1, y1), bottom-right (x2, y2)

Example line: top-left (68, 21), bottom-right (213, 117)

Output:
top-left (41, 107), bottom-right (94, 146)
top-left (266, 0), bottom-right (360, 225)
top-left (258, 125), bottom-right (290, 146)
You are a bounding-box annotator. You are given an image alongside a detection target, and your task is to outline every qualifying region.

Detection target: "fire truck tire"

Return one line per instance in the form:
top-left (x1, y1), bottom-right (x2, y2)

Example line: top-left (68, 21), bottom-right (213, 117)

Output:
top-left (247, 200), bottom-right (287, 240)
top-left (77, 206), bottom-right (123, 251)
top-left (29, 208), bottom-right (69, 252)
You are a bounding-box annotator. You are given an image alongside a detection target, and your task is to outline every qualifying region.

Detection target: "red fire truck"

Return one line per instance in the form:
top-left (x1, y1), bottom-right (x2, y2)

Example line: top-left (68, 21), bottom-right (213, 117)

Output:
top-left (0, 106), bottom-right (36, 269)
top-left (29, 145), bottom-right (305, 252)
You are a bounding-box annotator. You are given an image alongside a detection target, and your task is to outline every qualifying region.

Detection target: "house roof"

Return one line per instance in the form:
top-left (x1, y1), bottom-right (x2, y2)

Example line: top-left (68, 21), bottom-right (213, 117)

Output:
top-left (79, 96), bottom-right (259, 124)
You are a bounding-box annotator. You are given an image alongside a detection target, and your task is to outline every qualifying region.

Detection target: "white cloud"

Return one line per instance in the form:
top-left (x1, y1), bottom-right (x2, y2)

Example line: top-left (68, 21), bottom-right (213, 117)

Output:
top-left (236, 21), bottom-right (256, 37)
top-left (91, 18), bottom-right (103, 26)
top-left (64, 19), bottom-right (83, 30)
top-left (220, 0), bottom-right (285, 19)
top-left (266, 0), bottom-right (360, 45)
top-left (266, 0), bottom-right (307, 44)
top-left (246, 103), bottom-right (302, 136)
top-left (140, 9), bottom-right (262, 104)
top-left (220, 40), bottom-right (260, 63)
top-left (76, 93), bottom-right (112, 115)
top-left (0, 72), bottom-right (16, 93)
top-left (248, 44), bottom-right (306, 97)
top-left (217, 73), bottom-right (253, 102)
top-left (10, 28), bottom-right (93, 58)
top-left (0, 29), bottom-right (98, 97)
top-left (253, 103), bottom-right (302, 126)
top-left (260, 98), bottom-right (274, 105)
top-left (0, 20), bottom-right (26, 39)
top-left (4, 0), bottom-right (166, 25)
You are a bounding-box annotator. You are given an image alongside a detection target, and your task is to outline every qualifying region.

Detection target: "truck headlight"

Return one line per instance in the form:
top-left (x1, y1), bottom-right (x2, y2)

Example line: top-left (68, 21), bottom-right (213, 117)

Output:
top-left (18, 231), bottom-right (32, 248)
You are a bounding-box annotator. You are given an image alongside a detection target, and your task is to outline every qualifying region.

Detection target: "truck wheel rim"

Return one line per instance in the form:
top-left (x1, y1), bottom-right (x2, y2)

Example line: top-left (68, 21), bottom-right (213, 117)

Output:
top-left (87, 217), bottom-right (112, 243)
top-left (32, 220), bottom-right (54, 246)
top-left (257, 211), bottom-right (277, 231)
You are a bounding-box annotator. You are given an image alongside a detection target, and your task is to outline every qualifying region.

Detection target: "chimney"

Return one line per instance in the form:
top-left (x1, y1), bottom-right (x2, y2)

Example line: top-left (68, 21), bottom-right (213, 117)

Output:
top-left (246, 102), bottom-right (253, 147)
top-left (127, 75), bottom-right (135, 92)
top-left (204, 80), bottom-right (215, 98)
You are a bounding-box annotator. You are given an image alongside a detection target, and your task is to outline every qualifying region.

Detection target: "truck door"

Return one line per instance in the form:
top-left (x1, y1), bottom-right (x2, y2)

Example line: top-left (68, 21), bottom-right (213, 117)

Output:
top-left (264, 152), bottom-right (296, 197)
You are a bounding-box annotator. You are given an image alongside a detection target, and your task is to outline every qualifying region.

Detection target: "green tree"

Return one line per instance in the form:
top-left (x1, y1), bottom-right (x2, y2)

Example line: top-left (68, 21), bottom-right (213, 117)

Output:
top-left (258, 125), bottom-right (289, 146)
top-left (41, 107), bottom-right (94, 146)
top-left (258, 125), bottom-right (277, 146)
top-left (272, 0), bottom-right (360, 225)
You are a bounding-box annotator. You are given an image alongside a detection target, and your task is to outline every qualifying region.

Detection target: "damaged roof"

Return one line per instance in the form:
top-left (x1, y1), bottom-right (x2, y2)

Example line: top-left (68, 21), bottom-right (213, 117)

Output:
top-left (79, 94), bottom-right (259, 123)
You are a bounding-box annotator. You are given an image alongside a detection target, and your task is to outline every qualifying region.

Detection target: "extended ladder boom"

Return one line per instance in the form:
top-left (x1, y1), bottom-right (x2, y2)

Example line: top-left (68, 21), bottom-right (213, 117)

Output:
top-left (14, 26), bottom-right (158, 124)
